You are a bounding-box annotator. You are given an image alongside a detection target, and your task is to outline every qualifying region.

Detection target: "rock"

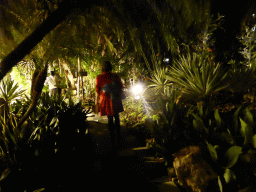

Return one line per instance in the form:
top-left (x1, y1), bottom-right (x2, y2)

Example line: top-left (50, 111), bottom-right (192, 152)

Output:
top-left (173, 145), bottom-right (219, 192)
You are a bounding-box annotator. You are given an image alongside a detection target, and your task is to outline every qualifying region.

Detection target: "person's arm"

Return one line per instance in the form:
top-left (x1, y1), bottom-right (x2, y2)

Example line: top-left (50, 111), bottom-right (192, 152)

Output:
top-left (44, 77), bottom-right (49, 86)
top-left (115, 74), bottom-right (123, 90)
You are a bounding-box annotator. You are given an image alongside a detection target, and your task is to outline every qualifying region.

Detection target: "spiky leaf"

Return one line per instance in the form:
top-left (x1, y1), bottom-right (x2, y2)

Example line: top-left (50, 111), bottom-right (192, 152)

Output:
top-left (218, 176), bottom-right (223, 192)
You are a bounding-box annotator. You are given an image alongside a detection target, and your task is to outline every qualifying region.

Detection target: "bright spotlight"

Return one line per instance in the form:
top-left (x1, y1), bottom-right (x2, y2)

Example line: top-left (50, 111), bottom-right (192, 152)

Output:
top-left (132, 84), bottom-right (143, 95)
top-left (164, 58), bottom-right (170, 63)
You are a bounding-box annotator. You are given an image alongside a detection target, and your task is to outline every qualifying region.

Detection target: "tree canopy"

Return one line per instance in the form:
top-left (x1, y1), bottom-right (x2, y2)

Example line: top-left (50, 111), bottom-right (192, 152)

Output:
top-left (0, 0), bottom-right (255, 81)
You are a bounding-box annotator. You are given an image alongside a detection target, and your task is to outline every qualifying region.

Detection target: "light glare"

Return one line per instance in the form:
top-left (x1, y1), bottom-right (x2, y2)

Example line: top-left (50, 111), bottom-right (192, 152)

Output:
top-left (132, 84), bottom-right (143, 95)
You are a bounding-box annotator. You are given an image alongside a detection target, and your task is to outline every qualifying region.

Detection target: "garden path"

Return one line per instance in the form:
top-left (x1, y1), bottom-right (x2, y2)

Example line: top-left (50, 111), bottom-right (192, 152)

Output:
top-left (85, 116), bottom-right (182, 192)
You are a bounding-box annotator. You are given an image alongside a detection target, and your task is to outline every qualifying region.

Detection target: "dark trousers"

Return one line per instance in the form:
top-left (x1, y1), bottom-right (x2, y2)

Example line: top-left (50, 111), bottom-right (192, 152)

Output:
top-left (107, 114), bottom-right (121, 148)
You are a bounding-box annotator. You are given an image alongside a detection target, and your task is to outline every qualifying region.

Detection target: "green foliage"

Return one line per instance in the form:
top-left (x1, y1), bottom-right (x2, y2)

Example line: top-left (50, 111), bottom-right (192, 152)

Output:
top-left (166, 53), bottom-right (228, 103)
top-left (0, 76), bottom-right (26, 107)
top-left (0, 113), bottom-right (20, 159)
top-left (228, 61), bottom-right (256, 94)
top-left (120, 95), bottom-right (149, 127)
top-left (0, 93), bottom-right (93, 191)
top-left (136, 0), bottom-right (213, 66)
top-left (148, 92), bottom-right (194, 165)
top-left (190, 106), bottom-right (256, 190)
top-left (239, 26), bottom-right (256, 67)
top-left (225, 146), bottom-right (243, 169)
top-left (28, 94), bottom-right (89, 136)
top-left (10, 66), bottom-right (31, 95)
top-left (149, 83), bottom-right (256, 188)
top-left (223, 168), bottom-right (236, 184)
top-left (206, 142), bottom-right (218, 162)
top-left (147, 66), bottom-right (172, 99)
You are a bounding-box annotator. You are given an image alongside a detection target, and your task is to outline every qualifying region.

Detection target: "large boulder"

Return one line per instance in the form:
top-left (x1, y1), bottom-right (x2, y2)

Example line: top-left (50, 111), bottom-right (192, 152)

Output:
top-left (173, 145), bottom-right (219, 192)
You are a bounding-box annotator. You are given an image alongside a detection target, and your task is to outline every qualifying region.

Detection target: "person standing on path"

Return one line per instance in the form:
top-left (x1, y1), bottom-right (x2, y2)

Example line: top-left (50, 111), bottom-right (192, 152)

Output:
top-left (95, 61), bottom-right (124, 149)
top-left (45, 71), bottom-right (60, 97)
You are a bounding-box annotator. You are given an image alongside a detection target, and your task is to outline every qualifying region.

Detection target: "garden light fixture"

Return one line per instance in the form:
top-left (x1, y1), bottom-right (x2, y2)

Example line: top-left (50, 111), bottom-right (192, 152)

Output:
top-left (131, 83), bottom-right (144, 99)
top-left (164, 58), bottom-right (170, 63)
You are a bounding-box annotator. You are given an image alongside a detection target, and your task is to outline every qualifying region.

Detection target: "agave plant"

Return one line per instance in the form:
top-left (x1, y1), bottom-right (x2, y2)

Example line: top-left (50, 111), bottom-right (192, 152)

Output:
top-left (0, 77), bottom-right (26, 107)
top-left (147, 66), bottom-right (173, 99)
top-left (166, 53), bottom-right (229, 104)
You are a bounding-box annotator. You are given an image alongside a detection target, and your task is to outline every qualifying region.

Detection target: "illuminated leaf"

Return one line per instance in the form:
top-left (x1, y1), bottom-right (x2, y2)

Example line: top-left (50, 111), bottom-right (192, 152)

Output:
top-left (218, 176), bottom-right (223, 192)
top-left (33, 188), bottom-right (45, 192)
top-left (252, 134), bottom-right (256, 148)
top-left (225, 146), bottom-right (243, 169)
top-left (224, 168), bottom-right (236, 184)
top-left (192, 114), bottom-right (208, 135)
top-left (240, 118), bottom-right (253, 145)
top-left (0, 168), bottom-right (11, 181)
top-left (166, 53), bottom-right (228, 102)
top-left (207, 142), bottom-right (218, 162)
top-left (244, 108), bottom-right (254, 127)
top-left (214, 109), bottom-right (221, 128)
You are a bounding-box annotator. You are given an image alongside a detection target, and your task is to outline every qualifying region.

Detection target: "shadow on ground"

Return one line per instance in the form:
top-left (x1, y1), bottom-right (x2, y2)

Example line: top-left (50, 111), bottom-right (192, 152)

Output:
top-left (82, 121), bottom-right (175, 192)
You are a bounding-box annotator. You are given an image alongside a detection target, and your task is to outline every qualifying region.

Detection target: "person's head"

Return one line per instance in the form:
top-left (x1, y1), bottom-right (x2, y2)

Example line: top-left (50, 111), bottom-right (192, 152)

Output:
top-left (50, 71), bottom-right (55, 76)
top-left (101, 61), bottom-right (112, 73)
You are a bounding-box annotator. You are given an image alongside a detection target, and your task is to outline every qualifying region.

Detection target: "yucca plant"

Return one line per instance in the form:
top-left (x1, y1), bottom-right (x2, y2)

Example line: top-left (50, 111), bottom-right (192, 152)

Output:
top-left (0, 113), bottom-right (20, 159)
top-left (147, 66), bottom-right (173, 100)
top-left (0, 79), bottom-right (27, 164)
top-left (0, 77), bottom-right (26, 107)
top-left (166, 53), bottom-right (229, 104)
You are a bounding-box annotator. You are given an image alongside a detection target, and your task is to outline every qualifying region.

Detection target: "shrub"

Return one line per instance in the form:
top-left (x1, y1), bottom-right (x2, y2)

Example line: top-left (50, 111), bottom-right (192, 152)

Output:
top-left (166, 53), bottom-right (228, 104)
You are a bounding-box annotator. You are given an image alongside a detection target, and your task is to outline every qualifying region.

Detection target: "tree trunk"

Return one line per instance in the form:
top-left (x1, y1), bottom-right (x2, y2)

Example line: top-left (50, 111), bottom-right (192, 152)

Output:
top-left (82, 76), bottom-right (85, 100)
top-left (77, 55), bottom-right (81, 100)
top-left (17, 63), bottom-right (48, 128)
top-left (62, 60), bottom-right (75, 88)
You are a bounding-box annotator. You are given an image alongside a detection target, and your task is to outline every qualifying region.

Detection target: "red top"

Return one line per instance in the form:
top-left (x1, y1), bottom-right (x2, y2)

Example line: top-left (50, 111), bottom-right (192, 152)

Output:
top-left (96, 72), bottom-right (124, 116)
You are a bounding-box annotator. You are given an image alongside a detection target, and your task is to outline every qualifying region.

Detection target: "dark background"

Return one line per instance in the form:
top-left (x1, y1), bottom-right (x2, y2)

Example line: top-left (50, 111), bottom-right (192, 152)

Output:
top-left (210, 0), bottom-right (256, 63)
